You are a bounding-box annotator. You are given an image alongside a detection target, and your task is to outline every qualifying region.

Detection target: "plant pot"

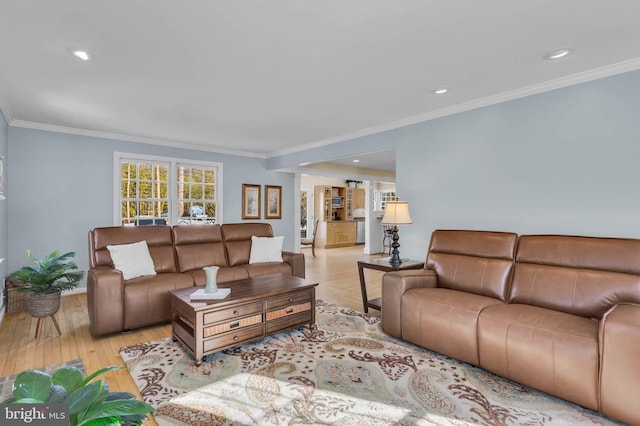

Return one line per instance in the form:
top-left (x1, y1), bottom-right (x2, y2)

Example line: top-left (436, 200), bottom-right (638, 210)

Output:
top-left (26, 291), bottom-right (61, 317)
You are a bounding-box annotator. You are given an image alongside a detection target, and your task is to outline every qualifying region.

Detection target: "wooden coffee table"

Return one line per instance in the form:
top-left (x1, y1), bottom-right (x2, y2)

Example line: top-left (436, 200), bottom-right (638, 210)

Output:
top-left (170, 273), bottom-right (318, 365)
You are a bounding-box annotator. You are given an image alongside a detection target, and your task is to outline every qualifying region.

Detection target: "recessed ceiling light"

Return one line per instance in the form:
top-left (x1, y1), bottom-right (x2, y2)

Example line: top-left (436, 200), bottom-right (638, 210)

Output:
top-left (352, 159), bottom-right (360, 163)
top-left (545, 49), bottom-right (571, 60)
top-left (299, 162), bottom-right (311, 166)
top-left (433, 88), bottom-right (448, 95)
top-left (71, 50), bottom-right (92, 61)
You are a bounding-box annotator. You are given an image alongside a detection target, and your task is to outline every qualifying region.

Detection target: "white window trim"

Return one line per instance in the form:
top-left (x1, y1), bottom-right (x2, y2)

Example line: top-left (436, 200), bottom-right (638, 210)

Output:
top-left (113, 152), bottom-right (223, 226)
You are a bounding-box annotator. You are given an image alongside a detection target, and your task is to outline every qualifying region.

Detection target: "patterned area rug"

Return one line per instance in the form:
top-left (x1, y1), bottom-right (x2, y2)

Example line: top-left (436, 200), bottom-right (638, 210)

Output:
top-left (0, 358), bottom-right (84, 401)
top-left (120, 302), bottom-right (621, 425)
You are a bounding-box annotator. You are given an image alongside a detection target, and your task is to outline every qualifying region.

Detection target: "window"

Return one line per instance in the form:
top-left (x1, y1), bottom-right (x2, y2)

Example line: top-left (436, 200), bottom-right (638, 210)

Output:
top-left (115, 153), bottom-right (222, 226)
top-left (374, 190), bottom-right (397, 211)
top-left (177, 164), bottom-right (217, 224)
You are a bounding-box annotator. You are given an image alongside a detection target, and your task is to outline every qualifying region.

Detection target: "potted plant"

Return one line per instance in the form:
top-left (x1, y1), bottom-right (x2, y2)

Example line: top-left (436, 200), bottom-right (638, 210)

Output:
top-left (11, 250), bottom-right (84, 318)
top-left (4, 364), bottom-right (154, 425)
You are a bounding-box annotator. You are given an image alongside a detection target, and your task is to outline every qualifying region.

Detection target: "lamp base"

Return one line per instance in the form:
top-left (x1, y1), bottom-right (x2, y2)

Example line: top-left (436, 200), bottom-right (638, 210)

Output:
top-left (388, 226), bottom-right (401, 266)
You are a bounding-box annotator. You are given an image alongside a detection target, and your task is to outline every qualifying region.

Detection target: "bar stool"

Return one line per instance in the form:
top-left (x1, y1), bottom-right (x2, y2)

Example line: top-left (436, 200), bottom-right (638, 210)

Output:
top-left (382, 224), bottom-right (394, 255)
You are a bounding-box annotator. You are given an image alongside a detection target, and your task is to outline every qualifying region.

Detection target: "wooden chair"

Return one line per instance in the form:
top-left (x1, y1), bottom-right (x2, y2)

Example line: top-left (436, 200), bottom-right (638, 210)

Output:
top-left (301, 219), bottom-right (319, 258)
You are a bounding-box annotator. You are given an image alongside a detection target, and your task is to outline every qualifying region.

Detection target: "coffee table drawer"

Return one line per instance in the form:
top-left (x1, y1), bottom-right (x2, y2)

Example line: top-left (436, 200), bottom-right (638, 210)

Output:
top-left (204, 314), bottom-right (262, 337)
top-left (266, 302), bottom-right (311, 321)
top-left (266, 311), bottom-right (312, 334)
top-left (203, 324), bottom-right (264, 353)
top-left (267, 289), bottom-right (312, 310)
top-left (203, 301), bottom-right (263, 325)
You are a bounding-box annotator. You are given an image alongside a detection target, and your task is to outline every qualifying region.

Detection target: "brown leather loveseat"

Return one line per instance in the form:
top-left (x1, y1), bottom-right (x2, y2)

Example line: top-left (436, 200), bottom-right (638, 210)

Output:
top-left (87, 223), bottom-right (304, 337)
top-left (382, 229), bottom-right (640, 425)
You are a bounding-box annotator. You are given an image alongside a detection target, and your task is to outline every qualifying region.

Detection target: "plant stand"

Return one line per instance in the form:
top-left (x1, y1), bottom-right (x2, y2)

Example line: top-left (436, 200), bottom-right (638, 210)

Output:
top-left (27, 291), bottom-right (63, 341)
top-left (35, 314), bottom-right (62, 341)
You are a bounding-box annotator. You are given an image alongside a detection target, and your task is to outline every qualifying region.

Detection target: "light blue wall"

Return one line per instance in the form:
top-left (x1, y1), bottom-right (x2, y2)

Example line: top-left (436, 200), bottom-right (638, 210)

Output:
top-left (0, 110), bottom-right (7, 310)
top-left (271, 69), bottom-right (640, 262)
top-left (394, 69), bottom-right (640, 260)
top-left (7, 128), bottom-right (296, 285)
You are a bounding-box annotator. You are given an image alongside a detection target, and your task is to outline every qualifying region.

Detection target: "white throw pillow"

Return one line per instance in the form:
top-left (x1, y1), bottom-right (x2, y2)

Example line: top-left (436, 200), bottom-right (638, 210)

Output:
top-left (106, 240), bottom-right (157, 280)
top-left (249, 235), bottom-right (284, 264)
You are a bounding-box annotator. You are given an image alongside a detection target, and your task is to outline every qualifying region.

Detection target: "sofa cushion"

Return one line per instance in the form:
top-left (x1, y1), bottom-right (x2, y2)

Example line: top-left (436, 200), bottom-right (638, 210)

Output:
top-left (123, 272), bottom-right (194, 330)
top-left (249, 235), bottom-right (284, 263)
top-left (242, 263), bottom-right (292, 278)
top-left (173, 224), bottom-right (228, 272)
top-left (107, 240), bottom-right (157, 280)
top-left (222, 223), bottom-right (274, 266)
top-left (511, 235), bottom-right (640, 319)
top-left (401, 287), bottom-right (504, 366)
top-left (185, 266), bottom-right (250, 286)
top-left (478, 304), bottom-right (599, 410)
top-left (90, 226), bottom-right (177, 273)
top-left (426, 230), bottom-right (517, 301)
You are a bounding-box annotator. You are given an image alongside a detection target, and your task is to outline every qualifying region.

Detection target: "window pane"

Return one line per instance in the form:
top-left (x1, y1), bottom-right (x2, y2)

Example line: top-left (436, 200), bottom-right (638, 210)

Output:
top-left (204, 169), bottom-right (215, 184)
top-left (121, 162), bottom-right (136, 179)
top-left (204, 184), bottom-right (215, 200)
top-left (156, 165), bottom-right (168, 181)
top-left (139, 164), bottom-right (152, 180)
top-left (190, 185), bottom-right (203, 200)
top-left (204, 202), bottom-right (216, 218)
top-left (139, 201), bottom-right (155, 216)
top-left (139, 181), bottom-right (152, 198)
top-left (121, 201), bottom-right (138, 219)
top-left (121, 180), bottom-right (137, 198)
top-left (190, 168), bottom-right (203, 183)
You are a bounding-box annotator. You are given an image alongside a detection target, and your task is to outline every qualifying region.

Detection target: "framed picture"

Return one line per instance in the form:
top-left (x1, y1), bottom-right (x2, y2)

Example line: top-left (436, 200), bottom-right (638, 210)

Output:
top-left (265, 185), bottom-right (282, 219)
top-left (242, 184), bottom-right (261, 219)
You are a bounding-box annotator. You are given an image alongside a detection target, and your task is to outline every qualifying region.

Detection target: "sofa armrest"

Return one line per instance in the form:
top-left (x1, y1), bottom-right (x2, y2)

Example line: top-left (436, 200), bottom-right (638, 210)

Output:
top-left (381, 269), bottom-right (437, 338)
top-left (599, 303), bottom-right (640, 425)
top-left (87, 268), bottom-right (125, 336)
top-left (282, 251), bottom-right (305, 279)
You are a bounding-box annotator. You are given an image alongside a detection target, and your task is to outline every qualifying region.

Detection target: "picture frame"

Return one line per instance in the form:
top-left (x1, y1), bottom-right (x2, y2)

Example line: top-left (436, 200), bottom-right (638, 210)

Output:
top-left (265, 185), bottom-right (282, 219)
top-left (242, 184), bottom-right (261, 220)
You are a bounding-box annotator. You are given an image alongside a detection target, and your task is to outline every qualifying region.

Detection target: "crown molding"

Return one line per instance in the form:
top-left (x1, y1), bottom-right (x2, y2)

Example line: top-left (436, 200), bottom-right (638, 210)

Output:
top-left (9, 120), bottom-right (266, 159)
top-left (0, 95), bottom-right (13, 125)
top-left (271, 57), bottom-right (640, 157)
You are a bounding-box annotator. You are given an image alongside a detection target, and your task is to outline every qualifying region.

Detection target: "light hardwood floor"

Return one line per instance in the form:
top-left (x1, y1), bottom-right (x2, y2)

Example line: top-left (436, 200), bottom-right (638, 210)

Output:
top-left (0, 245), bottom-right (390, 424)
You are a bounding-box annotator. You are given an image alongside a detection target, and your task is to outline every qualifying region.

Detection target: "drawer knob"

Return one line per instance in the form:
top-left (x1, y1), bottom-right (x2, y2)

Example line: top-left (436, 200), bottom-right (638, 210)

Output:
top-left (233, 336), bottom-right (239, 341)
top-left (233, 310), bottom-right (239, 316)
top-left (286, 307), bottom-right (294, 314)
top-left (288, 298), bottom-right (293, 302)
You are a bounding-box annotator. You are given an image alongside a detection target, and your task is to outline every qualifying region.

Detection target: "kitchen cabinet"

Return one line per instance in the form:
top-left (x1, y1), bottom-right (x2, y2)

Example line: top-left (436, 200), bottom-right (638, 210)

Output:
top-left (314, 185), bottom-right (357, 249)
top-left (314, 185), bottom-right (353, 221)
top-left (353, 188), bottom-right (365, 209)
top-left (324, 221), bottom-right (356, 248)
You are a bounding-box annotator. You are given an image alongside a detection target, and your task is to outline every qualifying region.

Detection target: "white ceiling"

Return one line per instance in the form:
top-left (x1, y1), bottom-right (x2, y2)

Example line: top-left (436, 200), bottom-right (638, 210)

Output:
top-left (1, 1), bottom-right (640, 171)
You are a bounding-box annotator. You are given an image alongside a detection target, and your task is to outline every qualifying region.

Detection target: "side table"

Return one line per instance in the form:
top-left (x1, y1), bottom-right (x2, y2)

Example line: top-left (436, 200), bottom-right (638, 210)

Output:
top-left (357, 256), bottom-right (425, 313)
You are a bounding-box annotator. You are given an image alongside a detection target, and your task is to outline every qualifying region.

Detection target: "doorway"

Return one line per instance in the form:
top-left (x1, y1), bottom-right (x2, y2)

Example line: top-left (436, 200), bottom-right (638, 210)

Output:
top-left (300, 186), bottom-right (314, 238)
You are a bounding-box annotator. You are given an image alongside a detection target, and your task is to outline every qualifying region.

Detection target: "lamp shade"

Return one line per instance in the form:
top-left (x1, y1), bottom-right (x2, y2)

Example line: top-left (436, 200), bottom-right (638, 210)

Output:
top-left (381, 201), bottom-right (412, 225)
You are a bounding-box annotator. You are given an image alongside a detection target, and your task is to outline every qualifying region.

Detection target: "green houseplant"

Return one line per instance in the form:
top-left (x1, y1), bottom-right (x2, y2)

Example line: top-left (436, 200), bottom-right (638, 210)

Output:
top-left (11, 250), bottom-right (85, 318)
top-left (4, 365), bottom-right (154, 426)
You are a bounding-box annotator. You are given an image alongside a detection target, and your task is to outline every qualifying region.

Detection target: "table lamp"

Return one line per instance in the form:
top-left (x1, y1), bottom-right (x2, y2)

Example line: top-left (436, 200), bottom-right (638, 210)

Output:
top-left (381, 201), bottom-right (412, 266)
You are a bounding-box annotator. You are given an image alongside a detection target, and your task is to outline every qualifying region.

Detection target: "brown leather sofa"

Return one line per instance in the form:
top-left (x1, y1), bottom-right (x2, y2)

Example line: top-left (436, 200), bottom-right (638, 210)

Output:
top-left (382, 229), bottom-right (640, 425)
top-left (87, 223), bottom-right (304, 337)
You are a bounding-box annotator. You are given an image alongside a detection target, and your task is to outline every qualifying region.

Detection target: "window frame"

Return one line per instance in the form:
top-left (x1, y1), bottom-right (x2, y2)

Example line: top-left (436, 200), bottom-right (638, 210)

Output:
top-left (114, 152), bottom-right (223, 226)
